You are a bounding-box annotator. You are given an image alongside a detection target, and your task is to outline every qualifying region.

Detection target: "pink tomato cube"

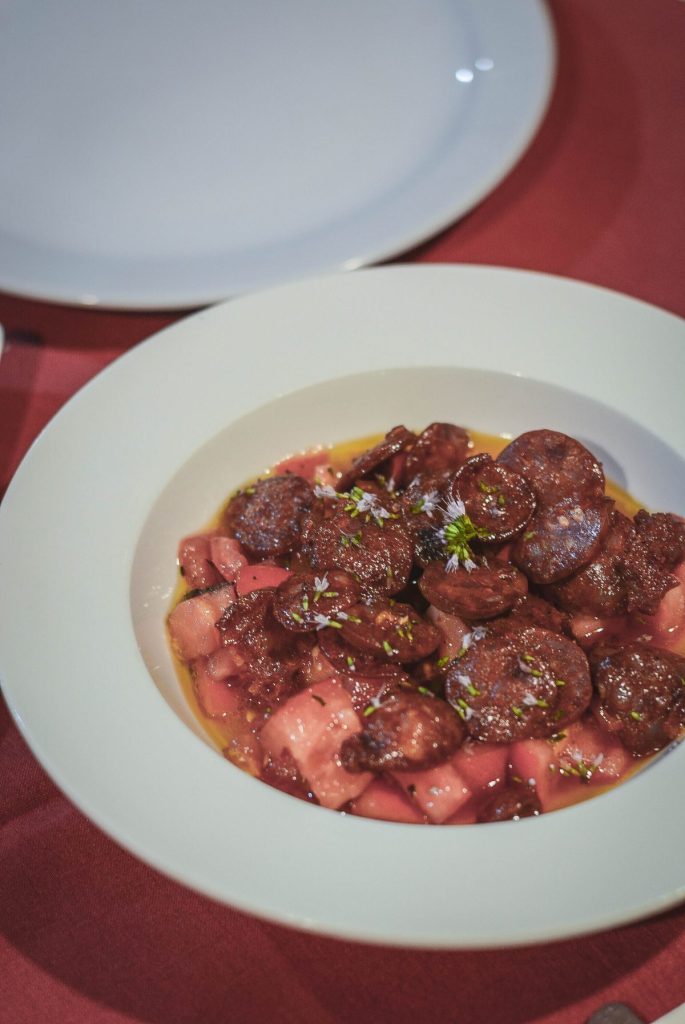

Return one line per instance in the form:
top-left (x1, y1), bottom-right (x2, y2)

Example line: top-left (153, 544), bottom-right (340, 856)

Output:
top-left (260, 679), bottom-right (372, 809)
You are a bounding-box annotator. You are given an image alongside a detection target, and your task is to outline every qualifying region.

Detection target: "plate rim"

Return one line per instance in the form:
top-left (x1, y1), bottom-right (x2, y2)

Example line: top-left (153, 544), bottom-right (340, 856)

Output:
top-left (1, 264), bottom-right (684, 949)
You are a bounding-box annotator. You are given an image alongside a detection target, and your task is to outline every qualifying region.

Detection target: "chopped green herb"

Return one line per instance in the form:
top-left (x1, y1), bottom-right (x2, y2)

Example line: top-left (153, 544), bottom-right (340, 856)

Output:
top-left (436, 655), bottom-right (451, 669)
top-left (497, 494), bottom-right (507, 507)
top-left (417, 685), bottom-right (432, 697)
top-left (511, 705), bottom-right (524, 719)
top-left (630, 710), bottom-right (643, 721)
top-left (290, 611), bottom-right (304, 624)
top-left (523, 531), bottom-right (536, 541)
top-left (477, 480), bottom-right (497, 495)
top-left (382, 639), bottom-right (396, 656)
top-left (555, 679), bottom-right (566, 687)
top-left (363, 704), bottom-right (376, 717)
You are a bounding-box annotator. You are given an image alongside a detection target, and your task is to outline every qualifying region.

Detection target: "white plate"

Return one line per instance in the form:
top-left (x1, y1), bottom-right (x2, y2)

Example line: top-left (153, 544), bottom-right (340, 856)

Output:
top-left (0, 0), bottom-right (553, 309)
top-left (1, 266), bottom-right (684, 949)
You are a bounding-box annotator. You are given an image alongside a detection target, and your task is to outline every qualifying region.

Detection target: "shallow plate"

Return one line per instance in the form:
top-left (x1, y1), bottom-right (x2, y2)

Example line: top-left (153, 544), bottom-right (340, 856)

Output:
top-left (1, 266), bottom-right (684, 948)
top-left (0, 0), bottom-right (553, 308)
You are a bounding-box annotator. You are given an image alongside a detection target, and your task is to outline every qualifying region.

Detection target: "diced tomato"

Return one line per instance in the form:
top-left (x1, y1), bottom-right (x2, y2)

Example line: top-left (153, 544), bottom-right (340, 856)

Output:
top-left (205, 646), bottom-right (248, 681)
top-left (236, 563), bottom-right (292, 596)
top-left (260, 678), bottom-right (372, 809)
top-left (350, 778), bottom-right (427, 824)
top-left (508, 739), bottom-right (558, 808)
top-left (393, 760), bottom-right (472, 824)
top-left (209, 535), bottom-right (248, 583)
top-left (452, 742), bottom-right (509, 793)
top-left (178, 534), bottom-right (223, 589)
top-left (167, 586), bottom-right (235, 662)
top-left (272, 450), bottom-right (334, 485)
top-left (192, 658), bottom-right (243, 718)
top-left (510, 718), bottom-right (635, 813)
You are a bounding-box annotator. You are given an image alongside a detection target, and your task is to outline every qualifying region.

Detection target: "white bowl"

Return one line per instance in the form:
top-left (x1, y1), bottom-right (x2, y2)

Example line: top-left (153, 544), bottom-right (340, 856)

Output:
top-left (1, 266), bottom-right (684, 947)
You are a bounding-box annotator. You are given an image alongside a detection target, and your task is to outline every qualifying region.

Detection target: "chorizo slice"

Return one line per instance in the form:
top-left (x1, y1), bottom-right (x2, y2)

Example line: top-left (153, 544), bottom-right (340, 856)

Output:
top-left (450, 453), bottom-right (536, 543)
top-left (272, 569), bottom-right (360, 632)
top-left (340, 689), bottom-right (465, 772)
top-left (512, 495), bottom-right (613, 584)
top-left (444, 624), bottom-right (592, 742)
top-left (477, 782), bottom-right (542, 823)
top-left (544, 510), bottom-right (679, 617)
top-left (633, 510), bottom-right (685, 571)
top-left (503, 593), bottom-right (572, 637)
top-left (399, 422), bottom-right (470, 485)
top-left (309, 508), bottom-right (414, 596)
top-left (223, 475), bottom-right (314, 557)
top-left (339, 600), bottom-right (442, 663)
top-left (590, 641), bottom-right (685, 755)
top-left (496, 429), bottom-right (605, 504)
top-left (217, 589), bottom-right (311, 705)
top-left (337, 425), bottom-right (416, 492)
top-left (318, 626), bottom-right (406, 679)
top-left (418, 559), bottom-right (528, 621)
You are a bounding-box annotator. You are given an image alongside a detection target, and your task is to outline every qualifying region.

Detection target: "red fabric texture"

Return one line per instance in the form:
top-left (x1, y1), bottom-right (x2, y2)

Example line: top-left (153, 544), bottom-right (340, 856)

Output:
top-left (1, 2), bottom-right (684, 1021)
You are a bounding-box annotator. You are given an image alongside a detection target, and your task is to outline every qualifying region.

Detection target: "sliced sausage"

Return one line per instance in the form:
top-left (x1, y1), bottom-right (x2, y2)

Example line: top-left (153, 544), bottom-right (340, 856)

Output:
top-left (418, 559), bottom-right (528, 621)
top-left (444, 624), bottom-right (592, 742)
top-left (337, 426), bottom-right (416, 492)
top-left (633, 510), bottom-right (685, 571)
top-left (308, 508), bottom-right (414, 596)
top-left (340, 689), bottom-right (465, 772)
top-left (450, 453), bottom-right (536, 543)
top-left (273, 569), bottom-right (360, 632)
top-left (544, 510), bottom-right (680, 616)
top-left (318, 626), bottom-right (406, 679)
top-left (503, 593), bottom-right (572, 636)
top-left (590, 641), bottom-right (685, 755)
top-left (339, 600), bottom-right (442, 663)
top-left (497, 429), bottom-right (605, 504)
top-left (477, 782), bottom-right (542, 822)
top-left (223, 475), bottom-right (314, 557)
top-left (399, 422), bottom-right (470, 485)
top-left (216, 588), bottom-right (311, 705)
top-left (512, 495), bottom-right (613, 584)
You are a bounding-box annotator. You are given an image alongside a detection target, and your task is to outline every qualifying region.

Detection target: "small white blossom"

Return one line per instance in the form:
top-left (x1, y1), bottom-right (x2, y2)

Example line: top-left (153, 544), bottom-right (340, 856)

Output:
top-left (518, 656), bottom-right (534, 675)
top-left (471, 626), bottom-right (487, 641)
top-left (593, 753), bottom-right (605, 768)
top-left (313, 575), bottom-right (329, 595)
top-left (419, 490), bottom-right (440, 518)
top-left (445, 554), bottom-right (461, 573)
top-left (457, 674), bottom-right (473, 688)
top-left (522, 692), bottom-right (538, 707)
top-left (313, 613), bottom-right (333, 630)
top-left (336, 610), bottom-right (349, 621)
top-left (314, 483), bottom-right (337, 499)
top-left (463, 557), bottom-right (477, 573)
top-left (441, 496), bottom-right (466, 523)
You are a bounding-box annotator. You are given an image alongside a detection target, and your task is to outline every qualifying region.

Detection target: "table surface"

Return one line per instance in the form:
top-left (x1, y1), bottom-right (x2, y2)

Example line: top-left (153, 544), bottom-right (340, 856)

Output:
top-left (2, 2), bottom-right (684, 1022)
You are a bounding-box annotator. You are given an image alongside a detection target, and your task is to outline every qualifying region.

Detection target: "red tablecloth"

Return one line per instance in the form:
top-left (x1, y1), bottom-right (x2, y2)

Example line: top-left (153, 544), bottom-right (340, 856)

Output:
top-left (2, 2), bottom-right (684, 1022)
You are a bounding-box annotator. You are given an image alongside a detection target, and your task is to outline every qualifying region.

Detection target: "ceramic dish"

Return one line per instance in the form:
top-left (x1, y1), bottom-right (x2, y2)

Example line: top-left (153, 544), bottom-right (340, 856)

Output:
top-left (0, 266), bottom-right (683, 948)
top-left (0, 0), bottom-right (553, 308)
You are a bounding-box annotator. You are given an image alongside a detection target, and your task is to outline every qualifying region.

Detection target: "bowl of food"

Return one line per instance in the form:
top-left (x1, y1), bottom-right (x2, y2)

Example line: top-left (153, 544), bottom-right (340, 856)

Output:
top-left (1, 266), bottom-right (683, 947)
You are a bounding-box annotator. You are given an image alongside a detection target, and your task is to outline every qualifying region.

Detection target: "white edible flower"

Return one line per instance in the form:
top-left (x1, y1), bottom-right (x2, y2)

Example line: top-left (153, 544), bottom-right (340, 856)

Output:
top-left (471, 626), bottom-right (487, 641)
top-left (314, 483), bottom-right (337, 499)
top-left (463, 557), bottom-right (477, 573)
top-left (445, 554), bottom-right (461, 573)
top-left (522, 692), bottom-right (538, 707)
top-left (313, 613), bottom-right (333, 630)
top-left (442, 496), bottom-right (466, 524)
top-left (313, 574), bottom-right (329, 595)
top-left (457, 674), bottom-right (473, 689)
